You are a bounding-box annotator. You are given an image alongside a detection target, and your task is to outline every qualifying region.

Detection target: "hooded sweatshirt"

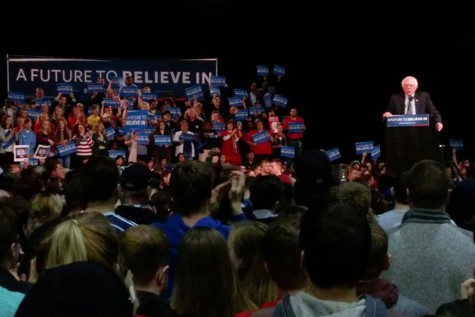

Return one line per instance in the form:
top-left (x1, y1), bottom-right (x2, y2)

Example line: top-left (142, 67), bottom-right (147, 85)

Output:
top-left (273, 292), bottom-right (390, 317)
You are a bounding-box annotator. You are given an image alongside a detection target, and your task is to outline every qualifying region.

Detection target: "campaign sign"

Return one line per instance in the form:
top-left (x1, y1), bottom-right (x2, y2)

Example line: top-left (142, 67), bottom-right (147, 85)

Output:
top-left (141, 92), bottom-right (157, 101)
top-left (210, 86), bottom-right (221, 96)
top-left (105, 127), bottom-right (116, 140)
top-left (109, 149), bottom-right (126, 159)
top-left (273, 64), bottom-right (286, 76)
top-left (8, 92), bottom-right (25, 103)
top-left (257, 65), bottom-right (269, 76)
top-left (154, 135), bottom-right (172, 146)
top-left (449, 138), bottom-right (464, 150)
top-left (212, 122), bottom-right (225, 131)
top-left (228, 96), bottom-right (243, 107)
top-left (280, 146), bottom-right (295, 158)
top-left (288, 122), bottom-right (305, 133)
top-left (137, 132), bottom-right (150, 145)
top-left (235, 109), bottom-right (249, 121)
top-left (179, 132), bottom-right (195, 142)
top-left (103, 98), bottom-right (121, 108)
top-left (273, 94), bottom-right (288, 107)
top-left (371, 144), bottom-right (381, 159)
top-left (34, 145), bottom-right (51, 159)
top-left (326, 147), bottom-right (341, 162)
top-left (57, 83), bottom-right (74, 94)
top-left (249, 106), bottom-right (265, 116)
top-left (386, 114), bottom-right (430, 127)
top-left (164, 106), bottom-right (181, 118)
top-left (56, 142), bottom-right (77, 157)
top-left (185, 85), bottom-right (204, 100)
top-left (252, 131), bottom-right (270, 144)
top-left (355, 141), bottom-right (374, 155)
top-left (210, 76), bottom-right (226, 86)
top-left (125, 110), bottom-right (148, 130)
top-left (27, 109), bottom-right (41, 120)
top-left (121, 87), bottom-right (139, 98)
top-left (27, 158), bottom-right (39, 166)
top-left (234, 89), bottom-right (248, 98)
top-left (86, 83), bottom-right (105, 93)
top-left (34, 99), bottom-right (52, 107)
top-left (117, 127), bottom-right (127, 135)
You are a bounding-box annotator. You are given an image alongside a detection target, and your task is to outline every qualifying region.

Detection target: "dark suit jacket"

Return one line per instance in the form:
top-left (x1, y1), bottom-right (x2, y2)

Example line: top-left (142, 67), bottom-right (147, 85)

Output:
top-left (385, 91), bottom-right (442, 124)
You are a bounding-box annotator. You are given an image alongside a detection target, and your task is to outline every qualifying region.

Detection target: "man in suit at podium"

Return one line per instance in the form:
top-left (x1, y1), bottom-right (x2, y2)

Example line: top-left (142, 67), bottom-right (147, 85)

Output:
top-left (382, 76), bottom-right (444, 175)
top-left (382, 75), bottom-right (444, 132)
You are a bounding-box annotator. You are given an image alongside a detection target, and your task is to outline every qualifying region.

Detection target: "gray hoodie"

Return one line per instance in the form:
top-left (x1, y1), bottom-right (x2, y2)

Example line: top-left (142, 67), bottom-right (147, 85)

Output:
top-left (273, 292), bottom-right (390, 317)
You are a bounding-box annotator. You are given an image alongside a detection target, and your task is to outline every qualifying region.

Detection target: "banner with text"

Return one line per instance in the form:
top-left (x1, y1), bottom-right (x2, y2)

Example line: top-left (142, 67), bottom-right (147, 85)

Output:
top-left (7, 55), bottom-right (218, 101)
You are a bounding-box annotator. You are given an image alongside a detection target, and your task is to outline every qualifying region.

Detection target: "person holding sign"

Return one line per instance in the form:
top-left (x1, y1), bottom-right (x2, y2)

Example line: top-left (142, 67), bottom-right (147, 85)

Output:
top-left (247, 120), bottom-right (274, 163)
top-left (173, 120), bottom-right (196, 161)
top-left (282, 107), bottom-right (305, 156)
top-left (382, 75), bottom-right (443, 132)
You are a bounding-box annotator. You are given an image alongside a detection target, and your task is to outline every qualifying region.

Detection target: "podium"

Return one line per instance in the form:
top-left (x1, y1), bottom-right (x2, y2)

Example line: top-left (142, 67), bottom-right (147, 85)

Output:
top-left (384, 114), bottom-right (441, 176)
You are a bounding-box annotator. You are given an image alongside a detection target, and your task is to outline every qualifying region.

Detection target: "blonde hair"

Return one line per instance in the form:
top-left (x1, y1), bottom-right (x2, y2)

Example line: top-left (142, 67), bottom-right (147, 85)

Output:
top-left (42, 212), bottom-right (118, 271)
top-left (26, 192), bottom-right (64, 237)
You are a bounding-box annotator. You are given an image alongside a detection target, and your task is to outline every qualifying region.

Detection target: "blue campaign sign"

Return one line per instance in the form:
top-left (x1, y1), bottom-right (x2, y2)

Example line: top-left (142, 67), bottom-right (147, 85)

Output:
top-left (280, 146), bottom-right (295, 158)
top-left (56, 142), bottom-right (77, 157)
top-left (57, 83), bottom-right (74, 94)
top-left (27, 109), bottom-right (41, 120)
top-left (154, 135), bottom-right (172, 146)
top-left (288, 122), bottom-right (305, 133)
top-left (117, 127), bottom-right (127, 135)
top-left (105, 127), bottom-right (116, 140)
top-left (326, 147), bottom-right (341, 162)
top-left (235, 109), bottom-right (249, 121)
top-left (252, 131), bottom-right (270, 144)
top-left (34, 98), bottom-right (52, 107)
top-left (249, 107), bottom-right (265, 116)
top-left (103, 98), bottom-right (121, 108)
top-left (355, 141), bottom-right (374, 155)
top-left (185, 85), bottom-right (204, 100)
top-left (210, 75), bottom-right (226, 86)
top-left (228, 96), bottom-right (243, 107)
top-left (371, 144), bottom-right (381, 159)
top-left (8, 92), bottom-right (25, 103)
top-left (386, 114), bottom-right (430, 127)
top-left (125, 110), bottom-right (148, 130)
top-left (27, 158), bottom-right (39, 166)
top-left (109, 149), bottom-right (127, 159)
top-left (233, 88), bottom-right (248, 98)
top-left (141, 92), bottom-right (157, 101)
top-left (449, 138), bottom-right (464, 150)
top-left (273, 94), bottom-right (288, 107)
top-left (121, 87), bottom-right (139, 97)
top-left (86, 83), bottom-right (105, 93)
top-left (137, 133), bottom-right (150, 145)
top-left (7, 56), bottom-right (217, 101)
top-left (256, 65), bottom-right (269, 76)
top-left (210, 86), bottom-right (221, 96)
top-left (164, 106), bottom-right (181, 118)
top-left (179, 132), bottom-right (195, 142)
top-left (273, 64), bottom-right (286, 76)
top-left (212, 122), bottom-right (225, 131)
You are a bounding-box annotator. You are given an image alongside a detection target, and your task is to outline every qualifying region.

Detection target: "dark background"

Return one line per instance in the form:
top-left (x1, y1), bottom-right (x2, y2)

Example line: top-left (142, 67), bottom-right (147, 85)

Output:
top-left (1, 1), bottom-right (474, 162)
